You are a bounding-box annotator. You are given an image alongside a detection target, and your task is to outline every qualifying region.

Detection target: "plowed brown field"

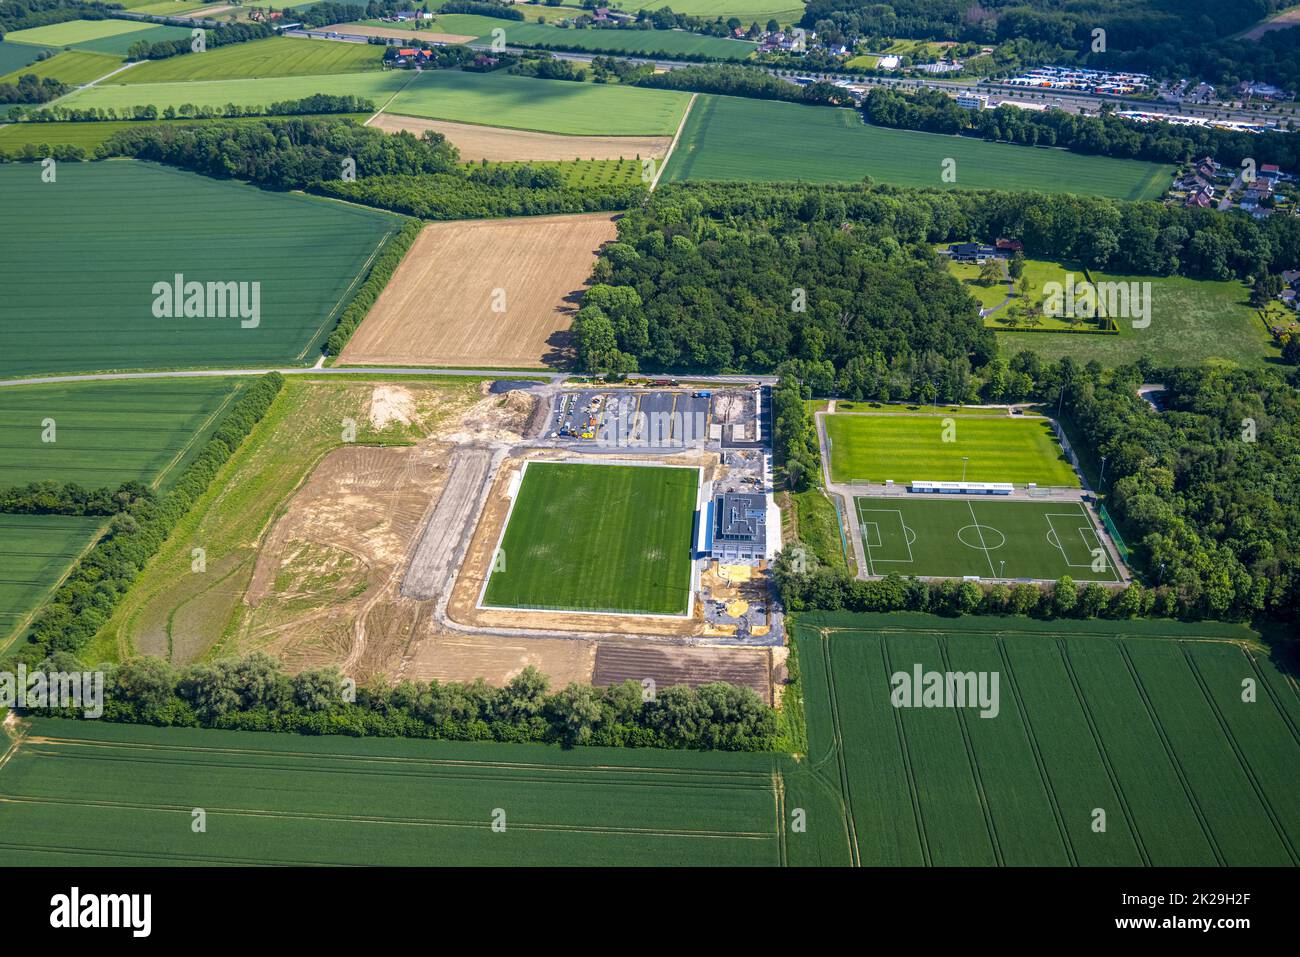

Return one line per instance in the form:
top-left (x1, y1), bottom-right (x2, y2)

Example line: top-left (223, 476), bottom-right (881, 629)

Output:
top-left (367, 113), bottom-right (672, 162)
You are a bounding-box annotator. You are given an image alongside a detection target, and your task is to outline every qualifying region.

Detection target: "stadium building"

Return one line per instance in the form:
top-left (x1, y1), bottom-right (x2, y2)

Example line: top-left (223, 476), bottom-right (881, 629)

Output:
top-left (705, 491), bottom-right (768, 561)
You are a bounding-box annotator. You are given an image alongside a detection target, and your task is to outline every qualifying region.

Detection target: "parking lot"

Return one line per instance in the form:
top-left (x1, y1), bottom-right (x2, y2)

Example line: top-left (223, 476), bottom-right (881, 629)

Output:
top-left (545, 388), bottom-right (717, 449)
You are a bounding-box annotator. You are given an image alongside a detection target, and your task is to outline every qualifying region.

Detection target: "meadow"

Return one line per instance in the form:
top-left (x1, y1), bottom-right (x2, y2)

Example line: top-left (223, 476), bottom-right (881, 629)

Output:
top-left (853, 496), bottom-right (1120, 581)
top-left (61, 69), bottom-right (410, 112)
top-left (0, 719), bottom-right (785, 866)
top-left (632, 0), bottom-right (805, 22)
top-left (995, 271), bottom-right (1276, 368)
top-left (0, 516), bottom-right (101, 649)
top-left (437, 17), bottom-right (758, 60)
top-left (0, 160), bottom-right (401, 377)
top-left (483, 462), bottom-right (698, 615)
top-left (0, 42), bottom-right (54, 76)
top-left (825, 412), bottom-right (1078, 487)
top-left (0, 378), bottom-right (247, 490)
top-left (0, 114), bottom-right (371, 153)
top-left (1, 19), bottom-right (193, 57)
top-left (663, 94), bottom-right (1174, 200)
top-left (471, 157), bottom-right (642, 187)
top-left (116, 36), bottom-right (385, 84)
top-left (794, 612), bottom-right (1299, 866)
top-left (0, 50), bottom-right (121, 87)
top-left (385, 68), bottom-right (691, 136)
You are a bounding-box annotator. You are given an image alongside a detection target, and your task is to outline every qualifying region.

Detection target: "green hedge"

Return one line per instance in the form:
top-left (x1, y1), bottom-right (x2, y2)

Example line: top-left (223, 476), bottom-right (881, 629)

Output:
top-left (325, 218), bottom-right (422, 356)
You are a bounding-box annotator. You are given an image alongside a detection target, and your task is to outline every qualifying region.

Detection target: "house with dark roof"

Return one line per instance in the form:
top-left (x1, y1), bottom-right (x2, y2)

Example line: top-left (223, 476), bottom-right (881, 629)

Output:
top-left (709, 492), bottom-right (767, 561)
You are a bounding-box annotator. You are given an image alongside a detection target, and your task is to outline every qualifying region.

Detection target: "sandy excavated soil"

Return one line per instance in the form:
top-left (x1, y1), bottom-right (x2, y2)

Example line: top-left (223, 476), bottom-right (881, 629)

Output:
top-left (338, 213), bottom-right (617, 369)
top-left (368, 113), bottom-right (672, 162)
top-left (403, 633), bottom-right (597, 687)
top-left (320, 22), bottom-right (476, 43)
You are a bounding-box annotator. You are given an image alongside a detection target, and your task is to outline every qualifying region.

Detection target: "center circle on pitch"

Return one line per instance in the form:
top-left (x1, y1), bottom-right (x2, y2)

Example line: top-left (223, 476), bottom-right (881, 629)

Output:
top-left (957, 524), bottom-right (1006, 550)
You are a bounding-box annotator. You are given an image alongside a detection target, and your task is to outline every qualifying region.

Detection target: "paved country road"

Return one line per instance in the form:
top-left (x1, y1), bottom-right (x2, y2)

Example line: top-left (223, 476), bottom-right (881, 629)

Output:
top-left (0, 368), bottom-right (778, 388)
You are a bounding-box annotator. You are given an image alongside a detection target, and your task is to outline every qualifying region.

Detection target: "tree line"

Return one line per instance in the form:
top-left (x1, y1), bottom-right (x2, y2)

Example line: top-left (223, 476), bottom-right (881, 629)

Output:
top-left (126, 22), bottom-right (275, 61)
top-left (27, 653), bottom-right (777, 750)
top-left (9, 92), bottom-right (376, 125)
top-left (631, 64), bottom-right (854, 106)
top-left (0, 481), bottom-right (152, 515)
top-left (864, 86), bottom-right (1300, 172)
top-left (9, 373), bottom-right (284, 666)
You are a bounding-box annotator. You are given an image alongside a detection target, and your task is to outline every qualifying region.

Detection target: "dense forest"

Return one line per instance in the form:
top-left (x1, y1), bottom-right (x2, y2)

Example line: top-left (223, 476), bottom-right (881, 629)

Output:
top-left (573, 180), bottom-right (1300, 381)
top-left (26, 653), bottom-right (776, 750)
top-left (864, 87), bottom-right (1300, 171)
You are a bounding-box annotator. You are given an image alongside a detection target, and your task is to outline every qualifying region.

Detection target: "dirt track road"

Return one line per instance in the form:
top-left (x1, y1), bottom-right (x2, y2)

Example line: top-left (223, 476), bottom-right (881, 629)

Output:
top-left (401, 447), bottom-right (494, 600)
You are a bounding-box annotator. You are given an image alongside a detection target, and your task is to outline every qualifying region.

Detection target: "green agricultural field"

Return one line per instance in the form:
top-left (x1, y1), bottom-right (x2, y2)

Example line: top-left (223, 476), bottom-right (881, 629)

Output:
top-left (0, 114), bottom-right (372, 153)
top-left (116, 36), bottom-right (385, 84)
top-left (0, 160), bottom-right (401, 377)
top-left (471, 157), bottom-right (641, 187)
top-left (512, 2), bottom-right (591, 24)
top-left (0, 378), bottom-right (246, 490)
top-left (853, 496), bottom-right (1119, 581)
top-left (484, 462), bottom-right (698, 615)
top-left (0, 43), bottom-right (56, 77)
top-left (0, 718), bottom-right (785, 865)
top-left (663, 95), bottom-right (1174, 201)
top-left (996, 271), bottom-right (1277, 368)
top-left (825, 412), bottom-right (1078, 487)
top-left (385, 68), bottom-right (691, 135)
top-left (0, 515), bottom-right (101, 648)
top-left (633, 0), bottom-right (805, 23)
top-left (0, 50), bottom-right (122, 88)
top-left (793, 612), bottom-right (1299, 866)
top-left (1, 19), bottom-right (193, 57)
top-left (60, 69), bottom-right (410, 112)
top-left (127, 0), bottom-right (217, 14)
top-left (441, 18), bottom-right (758, 60)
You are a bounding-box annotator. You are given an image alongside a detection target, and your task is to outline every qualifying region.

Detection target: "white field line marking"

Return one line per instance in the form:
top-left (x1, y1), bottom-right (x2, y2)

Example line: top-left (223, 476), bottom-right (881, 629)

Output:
top-left (857, 507), bottom-right (913, 565)
top-left (965, 499), bottom-right (997, 577)
top-left (652, 92), bottom-right (695, 191)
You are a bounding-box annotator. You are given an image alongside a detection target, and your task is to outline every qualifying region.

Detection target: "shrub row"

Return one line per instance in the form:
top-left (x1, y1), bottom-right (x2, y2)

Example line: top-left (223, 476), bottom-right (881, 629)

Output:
top-left (324, 218), bottom-right (422, 356)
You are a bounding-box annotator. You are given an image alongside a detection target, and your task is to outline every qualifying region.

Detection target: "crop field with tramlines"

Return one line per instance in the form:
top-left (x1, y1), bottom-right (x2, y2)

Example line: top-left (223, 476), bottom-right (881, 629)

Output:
top-left (0, 18), bottom-right (193, 57)
top-left (483, 462), bottom-right (699, 615)
top-left (0, 516), bottom-right (102, 648)
top-left (0, 160), bottom-right (400, 377)
top-left (0, 115), bottom-right (372, 154)
top-left (116, 36), bottom-right (386, 84)
top-left (793, 613), bottom-right (1300, 867)
top-left (0, 719), bottom-right (788, 866)
top-left (663, 95), bottom-right (1174, 200)
top-left (854, 497), bottom-right (1121, 582)
top-left (0, 50), bottom-right (123, 87)
top-left (825, 412), bottom-right (1079, 487)
top-left (0, 378), bottom-right (247, 490)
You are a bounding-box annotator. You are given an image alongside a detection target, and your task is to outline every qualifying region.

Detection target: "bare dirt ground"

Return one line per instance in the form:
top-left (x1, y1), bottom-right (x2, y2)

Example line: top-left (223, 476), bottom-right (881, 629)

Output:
top-left (1239, 8), bottom-right (1300, 40)
top-left (367, 113), bottom-right (672, 162)
top-left (403, 632), bottom-right (596, 687)
top-left (320, 22), bottom-right (476, 43)
top-left (592, 641), bottom-right (773, 702)
top-left (338, 213), bottom-right (618, 369)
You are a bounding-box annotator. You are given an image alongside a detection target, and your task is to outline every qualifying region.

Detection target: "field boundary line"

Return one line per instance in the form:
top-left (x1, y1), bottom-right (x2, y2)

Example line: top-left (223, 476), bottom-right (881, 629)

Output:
top-left (149, 380), bottom-right (243, 491)
top-left (1243, 647), bottom-right (1300, 747)
top-left (1179, 643), bottom-right (1298, 864)
top-left (964, 499), bottom-right (997, 577)
top-left (652, 92), bottom-right (695, 191)
top-left (297, 227), bottom-right (395, 361)
top-left (879, 637), bottom-right (931, 866)
top-left (1055, 639), bottom-right (1150, 865)
top-left (0, 840), bottom-right (331, 867)
top-left (820, 633), bottom-right (861, 865)
top-left (773, 769), bottom-right (787, 867)
top-left (993, 637), bottom-right (1077, 865)
top-left (0, 519), bottom-right (108, 655)
top-left (366, 64), bottom-right (422, 122)
top-left (1114, 641), bottom-right (1225, 866)
top-left (937, 636), bottom-right (1004, 865)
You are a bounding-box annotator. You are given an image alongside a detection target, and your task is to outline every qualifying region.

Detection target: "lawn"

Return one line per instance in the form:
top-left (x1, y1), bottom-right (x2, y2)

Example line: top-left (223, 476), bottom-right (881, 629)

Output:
top-left (853, 496), bottom-right (1118, 581)
top-left (483, 462), bottom-right (698, 615)
top-left (825, 412), bottom-right (1078, 487)
top-left (116, 36), bottom-right (385, 84)
top-left (440, 18), bottom-right (758, 60)
top-left (0, 160), bottom-right (401, 377)
top-left (0, 114), bottom-right (372, 153)
top-left (996, 271), bottom-right (1277, 368)
top-left (663, 94), bottom-right (1174, 201)
top-left (385, 68), bottom-right (691, 135)
top-left (59, 69), bottom-right (410, 112)
top-left (0, 718), bottom-right (784, 866)
top-left (792, 612), bottom-right (1298, 865)
top-left (1, 19), bottom-right (193, 57)
top-left (0, 50), bottom-right (123, 87)
top-left (0, 515), bottom-right (102, 649)
top-left (0, 378), bottom-right (247, 490)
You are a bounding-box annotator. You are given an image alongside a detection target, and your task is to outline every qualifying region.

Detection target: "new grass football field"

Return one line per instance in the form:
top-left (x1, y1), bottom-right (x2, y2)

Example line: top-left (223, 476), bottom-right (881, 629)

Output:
top-left (855, 496), bottom-right (1120, 582)
top-left (663, 94), bottom-right (1173, 200)
top-left (483, 462), bottom-right (698, 615)
top-left (0, 160), bottom-right (401, 376)
top-left (825, 412), bottom-right (1079, 487)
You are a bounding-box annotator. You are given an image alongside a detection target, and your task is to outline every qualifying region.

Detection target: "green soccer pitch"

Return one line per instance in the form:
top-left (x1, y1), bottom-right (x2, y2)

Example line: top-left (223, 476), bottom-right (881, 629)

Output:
top-left (854, 496), bottom-right (1121, 582)
top-left (482, 461), bottom-right (699, 615)
top-left (826, 412), bottom-right (1080, 487)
